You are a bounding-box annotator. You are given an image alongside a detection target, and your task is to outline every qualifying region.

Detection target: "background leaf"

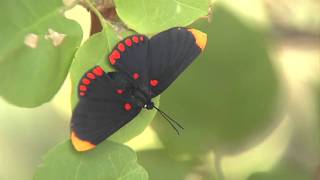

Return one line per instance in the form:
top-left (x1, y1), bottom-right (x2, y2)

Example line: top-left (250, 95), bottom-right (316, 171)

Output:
top-left (114, 0), bottom-right (210, 34)
top-left (33, 140), bottom-right (148, 180)
top-left (151, 5), bottom-right (280, 155)
top-left (0, 0), bottom-right (82, 107)
top-left (70, 29), bottom-right (160, 143)
top-left (138, 150), bottom-right (194, 180)
top-left (247, 159), bottom-right (312, 180)
top-left (138, 149), bottom-right (216, 180)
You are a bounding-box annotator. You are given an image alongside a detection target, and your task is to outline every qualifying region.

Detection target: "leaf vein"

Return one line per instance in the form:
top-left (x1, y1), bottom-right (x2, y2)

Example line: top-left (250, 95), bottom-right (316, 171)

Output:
top-left (173, 0), bottom-right (207, 13)
top-left (74, 154), bottom-right (83, 180)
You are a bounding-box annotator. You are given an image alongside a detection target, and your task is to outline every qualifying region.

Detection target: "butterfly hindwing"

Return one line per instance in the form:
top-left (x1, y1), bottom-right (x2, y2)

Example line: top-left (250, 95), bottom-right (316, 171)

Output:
top-left (148, 27), bottom-right (207, 97)
top-left (71, 66), bottom-right (141, 151)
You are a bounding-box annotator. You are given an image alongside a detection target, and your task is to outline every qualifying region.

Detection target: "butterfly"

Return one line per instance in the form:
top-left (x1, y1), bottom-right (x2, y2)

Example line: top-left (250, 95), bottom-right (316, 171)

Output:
top-left (71, 27), bottom-right (207, 151)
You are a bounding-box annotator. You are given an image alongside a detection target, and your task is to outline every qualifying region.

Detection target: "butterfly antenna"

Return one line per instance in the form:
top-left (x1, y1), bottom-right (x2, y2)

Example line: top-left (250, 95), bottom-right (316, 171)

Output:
top-left (158, 109), bottom-right (184, 130)
top-left (152, 105), bottom-right (184, 135)
top-left (159, 111), bottom-right (181, 135)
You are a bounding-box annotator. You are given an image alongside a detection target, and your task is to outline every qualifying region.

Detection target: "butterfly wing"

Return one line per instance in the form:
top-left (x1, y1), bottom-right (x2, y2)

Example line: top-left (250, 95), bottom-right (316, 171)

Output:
top-left (107, 34), bottom-right (149, 84)
top-left (71, 66), bottom-right (141, 151)
top-left (148, 27), bottom-right (207, 97)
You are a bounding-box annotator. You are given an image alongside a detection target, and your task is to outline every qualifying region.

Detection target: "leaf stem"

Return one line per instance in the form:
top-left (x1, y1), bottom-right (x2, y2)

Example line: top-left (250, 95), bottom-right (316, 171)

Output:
top-left (214, 152), bottom-right (225, 180)
top-left (83, 0), bottom-right (112, 29)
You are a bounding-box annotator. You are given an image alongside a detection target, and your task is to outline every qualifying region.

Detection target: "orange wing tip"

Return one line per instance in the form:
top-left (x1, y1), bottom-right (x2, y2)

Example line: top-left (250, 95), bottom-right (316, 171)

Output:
top-left (188, 28), bottom-right (207, 51)
top-left (71, 131), bottom-right (96, 152)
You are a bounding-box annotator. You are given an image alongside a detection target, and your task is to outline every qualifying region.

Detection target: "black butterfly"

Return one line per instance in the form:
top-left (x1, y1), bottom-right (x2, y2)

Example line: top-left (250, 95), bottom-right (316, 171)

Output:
top-left (71, 27), bottom-right (207, 151)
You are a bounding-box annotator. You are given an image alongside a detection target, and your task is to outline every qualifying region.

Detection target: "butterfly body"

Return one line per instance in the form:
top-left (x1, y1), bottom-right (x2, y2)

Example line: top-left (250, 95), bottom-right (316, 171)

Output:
top-left (114, 72), bottom-right (154, 109)
top-left (71, 27), bottom-right (207, 151)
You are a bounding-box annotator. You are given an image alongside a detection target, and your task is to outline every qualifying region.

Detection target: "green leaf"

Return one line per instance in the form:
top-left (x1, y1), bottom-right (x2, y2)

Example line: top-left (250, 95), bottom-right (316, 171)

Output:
top-left (70, 29), bottom-right (160, 143)
top-left (152, 5), bottom-right (280, 155)
top-left (114, 0), bottom-right (209, 34)
top-left (33, 140), bottom-right (148, 180)
top-left (0, 0), bottom-right (82, 107)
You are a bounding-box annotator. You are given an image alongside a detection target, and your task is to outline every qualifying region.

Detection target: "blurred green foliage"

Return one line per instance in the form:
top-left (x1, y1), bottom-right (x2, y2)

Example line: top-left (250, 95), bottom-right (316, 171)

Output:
top-left (138, 150), bottom-right (216, 179)
top-left (0, 101), bottom-right (68, 179)
top-left (247, 159), bottom-right (311, 180)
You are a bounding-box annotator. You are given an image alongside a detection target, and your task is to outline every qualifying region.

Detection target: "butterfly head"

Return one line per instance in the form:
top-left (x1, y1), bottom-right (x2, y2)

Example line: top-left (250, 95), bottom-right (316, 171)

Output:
top-left (144, 101), bottom-right (154, 110)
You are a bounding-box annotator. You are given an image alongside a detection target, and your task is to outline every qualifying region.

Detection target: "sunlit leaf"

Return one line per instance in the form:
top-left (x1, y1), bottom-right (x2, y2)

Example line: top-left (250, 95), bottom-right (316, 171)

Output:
top-left (114, 0), bottom-right (210, 34)
top-left (34, 140), bottom-right (148, 180)
top-left (0, 0), bottom-right (82, 107)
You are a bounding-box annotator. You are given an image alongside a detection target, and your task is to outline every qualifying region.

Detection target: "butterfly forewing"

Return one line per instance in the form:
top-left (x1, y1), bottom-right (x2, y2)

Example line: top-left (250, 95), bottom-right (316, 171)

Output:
top-left (108, 35), bottom-right (149, 84)
top-left (148, 27), bottom-right (207, 97)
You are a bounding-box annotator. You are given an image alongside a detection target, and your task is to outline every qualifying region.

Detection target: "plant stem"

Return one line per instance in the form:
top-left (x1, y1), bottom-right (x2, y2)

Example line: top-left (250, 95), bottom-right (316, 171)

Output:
top-left (83, 0), bottom-right (112, 29)
top-left (214, 152), bottom-right (225, 180)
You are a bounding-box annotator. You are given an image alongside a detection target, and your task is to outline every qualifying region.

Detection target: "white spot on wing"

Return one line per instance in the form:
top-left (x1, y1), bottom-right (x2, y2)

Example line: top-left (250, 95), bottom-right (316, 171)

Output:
top-left (24, 33), bottom-right (39, 49)
top-left (45, 28), bottom-right (66, 47)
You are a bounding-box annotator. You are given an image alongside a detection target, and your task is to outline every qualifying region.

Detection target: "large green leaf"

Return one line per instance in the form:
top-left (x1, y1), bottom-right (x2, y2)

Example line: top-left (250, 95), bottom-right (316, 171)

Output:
top-left (33, 140), bottom-right (148, 180)
top-left (114, 0), bottom-right (210, 34)
top-left (152, 5), bottom-right (280, 155)
top-left (0, 0), bottom-right (82, 107)
top-left (70, 29), bottom-right (159, 143)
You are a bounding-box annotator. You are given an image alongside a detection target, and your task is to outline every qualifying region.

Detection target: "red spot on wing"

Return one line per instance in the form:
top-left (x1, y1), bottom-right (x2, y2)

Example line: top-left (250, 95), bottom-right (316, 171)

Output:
top-left (150, 80), bottom-right (159, 87)
top-left (79, 85), bottom-right (87, 91)
top-left (79, 92), bottom-right (86, 96)
top-left (124, 103), bottom-right (132, 111)
top-left (82, 78), bottom-right (90, 85)
top-left (133, 73), bottom-right (140, 80)
top-left (112, 50), bottom-right (121, 59)
top-left (116, 89), bottom-right (124, 94)
top-left (87, 73), bottom-right (96, 80)
top-left (125, 39), bottom-right (132, 46)
top-left (118, 43), bottom-right (125, 52)
top-left (132, 36), bottom-right (139, 43)
top-left (139, 36), bottom-right (144, 41)
top-left (109, 57), bottom-right (116, 65)
top-left (93, 66), bottom-right (104, 76)
top-left (109, 50), bottom-right (121, 65)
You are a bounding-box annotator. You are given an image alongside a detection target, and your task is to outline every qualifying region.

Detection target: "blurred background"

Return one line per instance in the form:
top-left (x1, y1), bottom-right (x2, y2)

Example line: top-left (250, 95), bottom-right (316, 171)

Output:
top-left (0, 0), bottom-right (319, 179)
